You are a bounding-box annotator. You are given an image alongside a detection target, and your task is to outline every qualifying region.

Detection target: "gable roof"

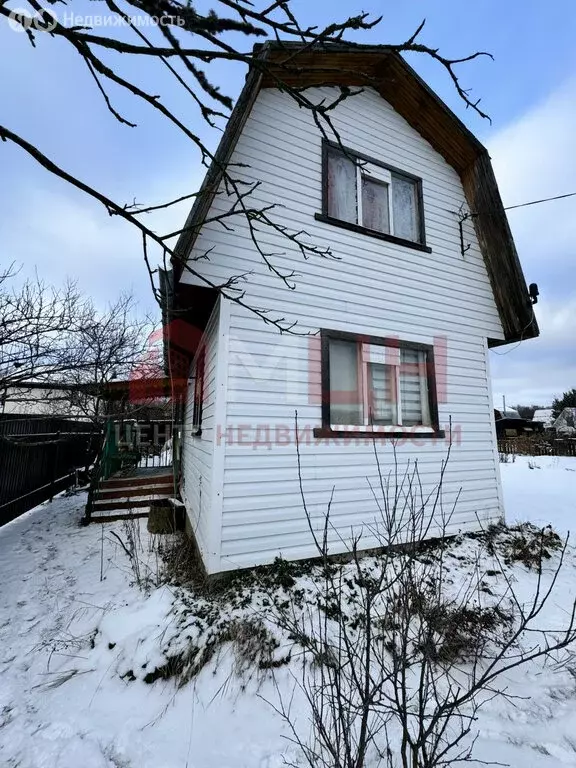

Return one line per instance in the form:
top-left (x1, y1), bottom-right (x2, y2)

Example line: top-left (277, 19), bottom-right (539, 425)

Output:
top-left (533, 408), bottom-right (554, 426)
top-left (553, 408), bottom-right (576, 433)
top-left (173, 42), bottom-right (539, 347)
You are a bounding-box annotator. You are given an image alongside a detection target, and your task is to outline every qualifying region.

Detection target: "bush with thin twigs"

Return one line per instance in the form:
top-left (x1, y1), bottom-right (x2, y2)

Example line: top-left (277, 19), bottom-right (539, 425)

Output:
top-left (103, 418), bottom-right (576, 768)
top-left (263, 415), bottom-right (576, 768)
top-left (108, 516), bottom-right (167, 590)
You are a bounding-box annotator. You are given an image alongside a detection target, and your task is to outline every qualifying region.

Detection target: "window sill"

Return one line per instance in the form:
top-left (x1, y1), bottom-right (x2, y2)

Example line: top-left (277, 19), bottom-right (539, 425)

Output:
top-left (313, 427), bottom-right (445, 440)
top-left (314, 213), bottom-right (432, 254)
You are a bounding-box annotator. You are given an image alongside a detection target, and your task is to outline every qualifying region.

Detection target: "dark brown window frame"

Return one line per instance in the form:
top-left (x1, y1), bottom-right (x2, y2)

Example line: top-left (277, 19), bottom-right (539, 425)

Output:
top-left (191, 346), bottom-right (205, 437)
top-left (314, 328), bottom-right (444, 440)
top-left (316, 140), bottom-right (431, 254)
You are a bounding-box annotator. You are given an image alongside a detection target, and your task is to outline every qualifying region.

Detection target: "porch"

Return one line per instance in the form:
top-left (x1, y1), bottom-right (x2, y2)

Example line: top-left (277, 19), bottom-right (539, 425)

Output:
top-left (84, 416), bottom-right (180, 524)
top-left (89, 466), bottom-right (176, 523)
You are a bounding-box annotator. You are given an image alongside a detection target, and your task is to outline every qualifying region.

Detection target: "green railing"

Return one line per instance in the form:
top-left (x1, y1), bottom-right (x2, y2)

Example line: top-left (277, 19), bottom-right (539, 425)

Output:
top-left (83, 425), bottom-right (109, 525)
top-left (83, 419), bottom-right (177, 523)
top-left (84, 419), bottom-right (130, 523)
top-left (100, 419), bottom-right (116, 481)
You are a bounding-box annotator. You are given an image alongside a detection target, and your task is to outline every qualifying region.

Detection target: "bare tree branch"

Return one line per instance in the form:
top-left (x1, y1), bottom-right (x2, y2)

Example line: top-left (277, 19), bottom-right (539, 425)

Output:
top-left (0, 0), bottom-right (493, 332)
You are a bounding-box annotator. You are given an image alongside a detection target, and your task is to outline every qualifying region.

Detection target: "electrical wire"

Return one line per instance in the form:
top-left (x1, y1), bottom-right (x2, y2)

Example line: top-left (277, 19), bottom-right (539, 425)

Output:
top-left (474, 191), bottom-right (575, 356)
top-left (490, 192), bottom-right (576, 354)
top-left (503, 191), bottom-right (576, 212)
top-left (491, 303), bottom-right (537, 357)
top-left (462, 190), bottom-right (576, 220)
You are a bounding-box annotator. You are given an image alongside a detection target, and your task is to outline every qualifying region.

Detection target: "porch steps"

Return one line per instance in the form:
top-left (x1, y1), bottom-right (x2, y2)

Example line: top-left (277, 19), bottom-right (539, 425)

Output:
top-left (102, 472), bottom-right (173, 488)
top-left (90, 510), bottom-right (151, 524)
top-left (90, 470), bottom-right (176, 522)
top-left (97, 483), bottom-right (174, 501)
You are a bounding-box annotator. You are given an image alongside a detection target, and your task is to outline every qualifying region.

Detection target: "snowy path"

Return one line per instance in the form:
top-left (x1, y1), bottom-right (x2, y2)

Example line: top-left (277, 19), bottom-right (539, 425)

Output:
top-left (2, 460), bottom-right (576, 766)
top-left (0, 494), bottom-right (156, 767)
top-left (0, 494), bottom-right (286, 768)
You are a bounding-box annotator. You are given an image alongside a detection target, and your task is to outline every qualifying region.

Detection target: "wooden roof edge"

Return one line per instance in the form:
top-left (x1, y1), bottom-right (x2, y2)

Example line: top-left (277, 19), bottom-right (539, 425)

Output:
top-left (259, 42), bottom-right (486, 155)
top-left (462, 151), bottom-right (539, 344)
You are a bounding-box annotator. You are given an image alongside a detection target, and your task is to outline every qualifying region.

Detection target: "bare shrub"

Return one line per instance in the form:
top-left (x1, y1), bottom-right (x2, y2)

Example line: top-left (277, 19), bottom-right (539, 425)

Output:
top-left (265, 418), bottom-right (576, 768)
top-left (109, 516), bottom-right (165, 590)
top-left (479, 522), bottom-right (563, 569)
top-left (157, 532), bottom-right (203, 587)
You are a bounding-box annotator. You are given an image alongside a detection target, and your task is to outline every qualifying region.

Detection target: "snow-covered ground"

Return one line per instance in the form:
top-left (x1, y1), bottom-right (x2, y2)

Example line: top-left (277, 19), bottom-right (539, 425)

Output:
top-left (1, 456), bottom-right (576, 767)
top-left (0, 494), bottom-right (286, 768)
top-left (501, 454), bottom-right (576, 535)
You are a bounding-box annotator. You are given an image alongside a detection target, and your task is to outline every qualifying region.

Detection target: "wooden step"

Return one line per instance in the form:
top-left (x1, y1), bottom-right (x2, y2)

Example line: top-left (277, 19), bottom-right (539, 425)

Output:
top-left (93, 494), bottom-right (172, 511)
top-left (96, 483), bottom-right (174, 500)
top-left (91, 511), bottom-right (150, 523)
top-left (101, 472), bottom-right (173, 489)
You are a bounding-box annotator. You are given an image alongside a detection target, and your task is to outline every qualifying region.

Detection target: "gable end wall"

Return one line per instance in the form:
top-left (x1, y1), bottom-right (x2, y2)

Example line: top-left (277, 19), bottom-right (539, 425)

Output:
top-left (182, 87), bottom-right (506, 573)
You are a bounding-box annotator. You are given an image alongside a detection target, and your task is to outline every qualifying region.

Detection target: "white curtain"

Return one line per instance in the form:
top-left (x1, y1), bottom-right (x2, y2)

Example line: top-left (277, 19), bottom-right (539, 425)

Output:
top-left (392, 176), bottom-right (419, 242)
top-left (327, 148), bottom-right (357, 224)
top-left (361, 177), bottom-right (390, 233)
top-left (368, 363), bottom-right (396, 424)
top-left (329, 339), bottom-right (361, 424)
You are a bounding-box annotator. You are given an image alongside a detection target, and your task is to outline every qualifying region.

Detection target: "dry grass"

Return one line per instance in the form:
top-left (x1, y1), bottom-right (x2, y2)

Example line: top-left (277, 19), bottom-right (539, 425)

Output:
top-left (142, 617), bottom-right (282, 687)
top-left (480, 522), bottom-right (564, 570)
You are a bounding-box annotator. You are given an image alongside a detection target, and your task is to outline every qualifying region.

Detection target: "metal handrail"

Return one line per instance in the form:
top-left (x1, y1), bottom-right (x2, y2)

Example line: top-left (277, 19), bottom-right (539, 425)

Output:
top-left (83, 419), bottom-right (176, 523)
top-left (83, 420), bottom-right (114, 524)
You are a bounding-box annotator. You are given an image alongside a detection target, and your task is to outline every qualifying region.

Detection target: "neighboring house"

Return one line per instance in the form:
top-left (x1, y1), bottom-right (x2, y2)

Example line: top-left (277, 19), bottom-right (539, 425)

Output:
top-left (494, 408), bottom-right (543, 438)
top-left (0, 382), bottom-right (91, 419)
top-left (1, 379), bottom-right (176, 422)
top-left (163, 43), bottom-right (539, 575)
top-left (552, 408), bottom-right (576, 437)
top-left (533, 408), bottom-right (554, 429)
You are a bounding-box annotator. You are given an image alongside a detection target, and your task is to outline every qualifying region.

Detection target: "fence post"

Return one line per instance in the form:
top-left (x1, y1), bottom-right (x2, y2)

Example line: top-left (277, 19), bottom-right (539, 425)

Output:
top-left (49, 433), bottom-right (60, 502)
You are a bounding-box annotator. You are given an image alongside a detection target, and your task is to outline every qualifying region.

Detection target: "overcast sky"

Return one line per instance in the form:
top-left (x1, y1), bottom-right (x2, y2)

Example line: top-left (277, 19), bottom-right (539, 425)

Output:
top-left (1, 0), bottom-right (575, 407)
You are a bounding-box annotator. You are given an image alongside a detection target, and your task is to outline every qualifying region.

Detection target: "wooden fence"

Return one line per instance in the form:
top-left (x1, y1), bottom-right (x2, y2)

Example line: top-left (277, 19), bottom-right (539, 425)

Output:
top-left (498, 435), bottom-right (576, 458)
top-left (0, 415), bottom-right (101, 526)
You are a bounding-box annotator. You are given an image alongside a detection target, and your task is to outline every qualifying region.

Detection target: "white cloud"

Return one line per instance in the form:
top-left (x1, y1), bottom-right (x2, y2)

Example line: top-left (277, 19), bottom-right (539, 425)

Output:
top-left (1, 166), bottom-right (204, 314)
top-left (490, 78), bottom-right (576, 279)
top-left (488, 76), bottom-right (576, 406)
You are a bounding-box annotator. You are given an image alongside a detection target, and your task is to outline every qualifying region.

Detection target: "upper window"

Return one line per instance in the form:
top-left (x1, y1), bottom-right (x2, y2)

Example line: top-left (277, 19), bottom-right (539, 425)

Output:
top-left (322, 331), bottom-right (438, 431)
top-left (322, 143), bottom-right (425, 247)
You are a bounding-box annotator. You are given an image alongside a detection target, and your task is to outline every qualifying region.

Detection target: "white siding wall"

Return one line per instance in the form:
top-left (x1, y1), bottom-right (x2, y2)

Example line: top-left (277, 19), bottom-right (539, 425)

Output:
top-left (182, 87), bottom-right (506, 573)
top-left (180, 300), bottom-right (221, 572)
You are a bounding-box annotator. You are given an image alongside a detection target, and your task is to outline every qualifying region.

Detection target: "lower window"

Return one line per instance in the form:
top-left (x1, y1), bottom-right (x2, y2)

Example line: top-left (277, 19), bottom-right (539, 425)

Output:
top-left (322, 330), bottom-right (438, 431)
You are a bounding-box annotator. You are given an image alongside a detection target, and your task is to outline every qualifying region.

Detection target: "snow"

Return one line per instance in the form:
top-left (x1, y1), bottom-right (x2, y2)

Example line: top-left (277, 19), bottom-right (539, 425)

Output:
top-left (0, 491), bottom-right (290, 768)
top-left (137, 438), bottom-right (173, 469)
top-left (1, 458), bottom-right (576, 767)
top-left (533, 408), bottom-right (554, 427)
top-left (501, 455), bottom-right (576, 535)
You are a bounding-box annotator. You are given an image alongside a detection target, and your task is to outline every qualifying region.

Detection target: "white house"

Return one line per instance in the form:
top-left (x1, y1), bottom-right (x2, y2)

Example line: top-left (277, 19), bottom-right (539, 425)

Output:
top-left (164, 43), bottom-right (539, 576)
top-left (0, 382), bottom-right (91, 418)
